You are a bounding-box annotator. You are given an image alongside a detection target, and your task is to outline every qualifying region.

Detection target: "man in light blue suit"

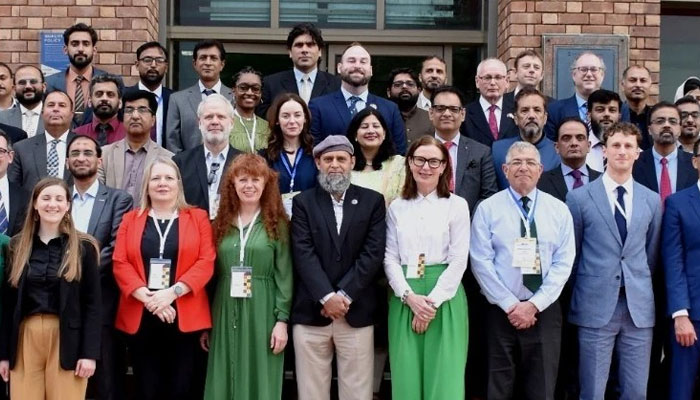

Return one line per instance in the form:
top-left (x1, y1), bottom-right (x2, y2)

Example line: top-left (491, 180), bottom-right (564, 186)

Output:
top-left (566, 122), bottom-right (662, 400)
top-left (662, 139), bottom-right (700, 400)
top-left (309, 43), bottom-right (407, 155)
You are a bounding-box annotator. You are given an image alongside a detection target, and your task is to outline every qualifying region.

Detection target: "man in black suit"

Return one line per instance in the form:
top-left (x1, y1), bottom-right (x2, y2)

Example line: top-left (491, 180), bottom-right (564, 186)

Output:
top-left (461, 58), bottom-right (519, 147)
top-left (125, 41), bottom-right (172, 149)
top-left (173, 94), bottom-right (242, 219)
top-left (0, 129), bottom-right (28, 237)
top-left (66, 134), bottom-right (133, 400)
top-left (257, 23), bottom-right (341, 117)
top-left (291, 135), bottom-right (386, 400)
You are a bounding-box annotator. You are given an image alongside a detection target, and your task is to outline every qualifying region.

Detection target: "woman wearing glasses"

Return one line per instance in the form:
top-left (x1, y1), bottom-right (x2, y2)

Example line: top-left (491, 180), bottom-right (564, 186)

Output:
top-left (384, 136), bottom-right (470, 399)
top-left (230, 67), bottom-right (270, 153)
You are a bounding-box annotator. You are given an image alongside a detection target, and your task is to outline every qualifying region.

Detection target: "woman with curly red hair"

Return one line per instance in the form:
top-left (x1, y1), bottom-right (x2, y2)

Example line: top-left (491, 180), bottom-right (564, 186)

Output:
top-left (202, 153), bottom-right (293, 400)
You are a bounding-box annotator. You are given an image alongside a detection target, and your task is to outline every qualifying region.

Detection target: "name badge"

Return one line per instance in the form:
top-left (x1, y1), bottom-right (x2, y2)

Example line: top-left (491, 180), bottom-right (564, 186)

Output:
top-left (406, 253), bottom-right (426, 279)
top-left (148, 258), bottom-right (172, 290)
top-left (512, 238), bottom-right (539, 275)
top-left (230, 266), bottom-right (253, 298)
top-left (282, 192), bottom-right (299, 217)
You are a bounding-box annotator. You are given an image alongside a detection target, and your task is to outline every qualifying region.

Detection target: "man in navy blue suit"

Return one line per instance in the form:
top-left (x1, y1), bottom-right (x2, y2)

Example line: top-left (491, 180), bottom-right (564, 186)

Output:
top-left (309, 43), bottom-right (407, 155)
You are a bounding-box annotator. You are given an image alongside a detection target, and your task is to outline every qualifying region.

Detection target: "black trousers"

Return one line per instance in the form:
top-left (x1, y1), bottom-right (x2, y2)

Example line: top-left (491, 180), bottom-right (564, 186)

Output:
top-left (486, 301), bottom-right (562, 400)
top-left (89, 325), bottom-right (127, 400)
top-left (127, 312), bottom-right (202, 400)
top-left (464, 268), bottom-right (489, 399)
top-left (554, 285), bottom-right (579, 400)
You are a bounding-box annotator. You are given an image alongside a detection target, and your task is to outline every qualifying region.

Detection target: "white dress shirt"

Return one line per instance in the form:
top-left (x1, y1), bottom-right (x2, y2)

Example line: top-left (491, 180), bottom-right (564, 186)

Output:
top-left (0, 175), bottom-right (9, 221)
top-left (71, 179), bottom-right (100, 233)
top-left (479, 96), bottom-right (503, 131)
top-left (470, 188), bottom-right (576, 312)
top-left (20, 102), bottom-right (42, 137)
top-left (341, 87), bottom-right (368, 115)
top-left (434, 132), bottom-right (460, 187)
top-left (320, 190), bottom-right (350, 305)
top-left (293, 67), bottom-right (318, 101)
top-left (601, 172), bottom-right (634, 226)
top-left (199, 80), bottom-right (223, 101)
top-left (205, 145), bottom-right (229, 218)
top-left (417, 91), bottom-right (431, 111)
top-left (45, 131), bottom-right (69, 179)
top-left (586, 133), bottom-right (605, 172)
top-left (138, 82), bottom-right (164, 146)
top-left (384, 191), bottom-right (471, 308)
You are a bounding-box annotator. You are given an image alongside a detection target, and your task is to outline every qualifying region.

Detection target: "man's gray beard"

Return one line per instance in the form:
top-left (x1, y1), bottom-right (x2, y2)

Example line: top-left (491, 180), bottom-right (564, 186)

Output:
top-left (317, 171), bottom-right (352, 195)
top-left (520, 125), bottom-right (541, 142)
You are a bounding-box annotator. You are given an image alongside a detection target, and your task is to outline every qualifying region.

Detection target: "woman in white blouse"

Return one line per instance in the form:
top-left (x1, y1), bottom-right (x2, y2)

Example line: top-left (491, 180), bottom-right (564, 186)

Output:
top-left (384, 135), bottom-right (471, 400)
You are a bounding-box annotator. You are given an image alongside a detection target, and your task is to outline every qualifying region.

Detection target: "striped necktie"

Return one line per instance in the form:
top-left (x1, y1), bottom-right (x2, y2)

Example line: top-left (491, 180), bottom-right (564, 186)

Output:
top-left (0, 192), bottom-right (8, 235)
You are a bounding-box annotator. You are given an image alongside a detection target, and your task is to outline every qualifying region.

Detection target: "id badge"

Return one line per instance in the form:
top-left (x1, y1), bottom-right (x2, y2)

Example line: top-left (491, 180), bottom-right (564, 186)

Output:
top-left (512, 238), bottom-right (538, 274)
top-left (230, 266), bottom-right (253, 298)
top-left (282, 192), bottom-right (298, 217)
top-left (148, 258), bottom-right (171, 290)
top-left (405, 253), bottom-right (426, 279)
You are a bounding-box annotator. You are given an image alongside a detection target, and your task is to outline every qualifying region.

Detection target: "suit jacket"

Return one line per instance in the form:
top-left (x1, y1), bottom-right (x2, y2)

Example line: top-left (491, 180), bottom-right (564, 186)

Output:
top-left (172, 144), bottom-right (242, 215)
top-left (257, 69), bottom-right (341, 118)
top-left (662, 185), bottom-right (700, 320)
top-left (112, 207), bottom-right (215, 334)
top-left (7, 181), bottom-right (28, 236)
top-left (165, 83), bottom-right (234, 153)
top-left (309, 91), bottom-right (407, 155)
top-left (45, 67), bottom-right (117, 127)
top-left (291, 184), bottom-right (386, 327)
top-left (8, 132), bottom-right (75, 189)
top-left (460, 97), bottom-right (519, 147)
top-left (544, 94), bottom-right (631, 141)
top-left (124, 84), bottom-right (173, 148)
top-left (100, 139), bottom-right (174, 190)
top-left (76, 184), bottom-right (134, 326)
top-left (632, 148), bottom-right (696, 195)
top-left (0, 238), bottom-right (101, 369)
top-left (0, 106), bottom-right (44, 138)
top-left (0, 122), bottom-right (28, 144)
top-left (453, 135), bottom-right (498, 214)
top-left (566, 178), bottom-right (662, 329)
top-left (537, 164), bottom-right (602, 202)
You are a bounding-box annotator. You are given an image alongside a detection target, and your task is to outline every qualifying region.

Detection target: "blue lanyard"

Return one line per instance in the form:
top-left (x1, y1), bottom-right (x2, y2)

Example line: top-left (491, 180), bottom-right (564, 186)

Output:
top-left (507, 187), bottom-right (538, 234)
top-left (280, 148), bottom-right (303, 192)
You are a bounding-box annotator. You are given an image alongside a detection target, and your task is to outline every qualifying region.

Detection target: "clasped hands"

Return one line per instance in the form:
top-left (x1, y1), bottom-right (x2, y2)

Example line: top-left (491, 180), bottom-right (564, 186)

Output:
top-left (320, 293), bottom-right (351, 320)
top-left (506, 301), bottom-right (538, 330)
top-left (134, 287), bottom-right (178, 324)
top-left (406, 293), bottom-right (436, 335)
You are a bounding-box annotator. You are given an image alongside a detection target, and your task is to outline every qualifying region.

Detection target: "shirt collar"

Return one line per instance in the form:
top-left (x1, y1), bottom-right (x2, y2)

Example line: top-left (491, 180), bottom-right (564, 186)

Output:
top-left (45, 130), bottom-right (69, 143)
top-left (293, 67), bottom-right (318, 84)
top-left (19, 101), bottom-right (42, 114)
top-left (561, 163), bottom-right (589, 177)
top-left (416, 190), bottom-right (440, 203)
top-left (509, 186), bottom-right (538, 202)
top-left (72, 179), bottom-right (100, 200)
top-left (204, 145), bottom-right (229, 161)
top-left (138, 82), bottom-right (163, 98)
top-left (198, 80), bottom-right (222, 95)
top-left (434, 132), bottom-right (461, 146)
top-left (602, 172), bottom-right (634, 195)
top-left (329, 189), bottom-right (347, 205)
top-left (341, 87), bottom-right (368, 103)
top-left (575, 93), bottom-right (588, 109)
top-left (651, 146), bottom-right (678, 163)
top-left (479, 95), bottom-right (503, 113)
top-left (91, 115), bottom-right (120, 131)
top-left (126, 138), bottom-right (155, 152)
top-left (67, 66), bottom-right (93, 82)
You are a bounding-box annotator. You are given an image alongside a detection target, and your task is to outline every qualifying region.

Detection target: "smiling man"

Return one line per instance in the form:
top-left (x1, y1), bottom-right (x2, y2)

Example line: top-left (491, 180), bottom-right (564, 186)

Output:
top-left (417, 56), bottom-right (448, 111)
top-left (74, 74), bottom-right (125, 146)
top-left (622, 65), bottom-right (654, 150)
top-left (675, 96), bottom-right (700, 154)
top-left (0, 65), bottom-right (46, 138)
top-left (505, 50), bottom-right (545, 105)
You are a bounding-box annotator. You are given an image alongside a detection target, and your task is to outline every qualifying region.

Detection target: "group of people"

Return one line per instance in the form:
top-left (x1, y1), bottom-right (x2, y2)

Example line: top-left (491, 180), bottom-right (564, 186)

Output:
top-left (0, 18), bottom-right (698, 400)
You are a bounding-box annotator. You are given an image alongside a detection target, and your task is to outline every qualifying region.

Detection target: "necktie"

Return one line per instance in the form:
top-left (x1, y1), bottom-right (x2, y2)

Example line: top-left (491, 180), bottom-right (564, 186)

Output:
top-left (47, 139), bottom-right (60, 177)
top-left (520, 196), bottom-right (542, 292)
top-left (569, 169), bottom-right (584, 189)
top-left (96, 123), bottom-right (109, 146)
top-left (208, 161), bottom-right (221, 187)
top-left (614, 186), bottom-right (627, 244)
top-left (443, 141), bottom-right (455, 192)
top-left (659, 157), bottom-right (672, 206)
top-left (348, 96), bottom-right (362, 117)
top-left (203, 89), bottom-right (215, 96)
top-left (300, 75), bottom-right (312, 104)
top-left (0, 192), bottom-right (8, 235)
top-left (580, 102), bottom-right (592, 132)
top-left (150, 94), bottom-right (160, 142)
top-left (74, 75), bottom-right (85, 113)
top-left (488, 104), bottom-right (499, 140)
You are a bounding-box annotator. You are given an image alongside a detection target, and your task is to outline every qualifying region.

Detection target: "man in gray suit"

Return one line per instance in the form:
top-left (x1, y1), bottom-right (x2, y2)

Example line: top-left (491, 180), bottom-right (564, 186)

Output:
top-left (67, 134), bottom-right (132, 400)
top-left (9, 90), bottom-right (75, 190)
top-left (166, 40), bottom-right (233, 153)
top-left (566, 122), bottom-right (662, 400)
top-left (0, 65), bottom-right (45, 138)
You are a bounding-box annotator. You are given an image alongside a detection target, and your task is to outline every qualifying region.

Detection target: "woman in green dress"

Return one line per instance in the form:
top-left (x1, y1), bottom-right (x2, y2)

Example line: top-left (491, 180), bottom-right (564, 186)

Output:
top-left (229, 67), bottom-right (270, 153)
top-left (201, 153), bottom-right (293, 399)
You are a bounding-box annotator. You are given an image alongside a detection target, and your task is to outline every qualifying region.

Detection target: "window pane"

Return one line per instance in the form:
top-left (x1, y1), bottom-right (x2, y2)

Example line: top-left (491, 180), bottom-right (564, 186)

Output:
top-left (280, 0), bottom-right (376, 28)
top-left (385, 0), bottom-right (481, 30)
top-left (175, 0), bottom-right (271, 27)
top-left (661, 14), bottom-right (700, 101)
top-left (452, 46), bottom-right (480, 102)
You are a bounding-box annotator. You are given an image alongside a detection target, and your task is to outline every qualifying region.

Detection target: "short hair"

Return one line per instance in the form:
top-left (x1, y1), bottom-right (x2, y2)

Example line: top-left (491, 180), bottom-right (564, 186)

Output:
top-left (555, 117), bottom-right (589, 141)
top-left (345, 107), bottom-right (396, 171)
top-left (192, 39), bottom-right (225, 61)
top-left (675, 95), bottom-right (700, 109)
top-left (505, 141), bottom-right (541, 164)
top-left (571, 51), bottom-right (606, 71)
top-left (67, 134), bottom-right (102, 158)
top-left (587, 89), bottom-right (621, 112)
top-left (232, 66), bottom-right (263, 87)
top-left (136, 41), bottom-right (168, 60)
top-left (0, 62), bottom-right (12, 79)
top-left (196, 93), bottom-right (234, 120)
top-left (89, 73), bottom-right (123, 98)
top-left (340, 41), bottom-right (367, 59)
top-left (0, 129), bottom-right (13, 152)
top-left (63, 23), bottom-right (98, 46)
top-left (514, 49), bottom-right (543, 70)
top-left (388, 67), bottom-right (420, 90)
top-left (602, 122), bottom-right (642, 146)
top-left (476, 58), bottom-right (507, 76)
top-left (122, 89), bottom-right (157, 114)
top-left (14, 64), bottom-right (45, 83)
top-left (622, 65), bottom-right (650, 79)
top-left (514, 86), bottom-right (548, 111)
top-left (430, 86), bottom-right (466, 107)
top-left (684, 78), bottom-right (700, 95)
top-left (421, 55), bottom-right (446, 69)
top-left (648, 101), bottom-right (680, 123)
top-left (402, 136), bottom-right (452, 200)
top-left (45, 89), bottom-right (74, 109)
top-left (286, 23), bottom-right (324, 50)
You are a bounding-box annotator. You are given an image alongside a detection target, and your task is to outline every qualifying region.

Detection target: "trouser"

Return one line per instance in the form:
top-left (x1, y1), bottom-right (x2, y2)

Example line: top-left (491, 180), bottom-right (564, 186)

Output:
top-left (293, 318), bottom-right (374, 400)
top-left (10, 314), bottom-right (88, 400)
top-left (668, 319), bottom-right (700, 400)
top-left (89, 325), bottom-right (127, 400)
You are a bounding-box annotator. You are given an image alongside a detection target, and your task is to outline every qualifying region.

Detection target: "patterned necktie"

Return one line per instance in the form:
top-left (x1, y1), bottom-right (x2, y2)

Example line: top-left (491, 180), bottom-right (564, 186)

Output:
top-left (569, 169), bottom-right (584, 189)
top-left (488, 104), bottom-right (499, 140)
top-left (580, 102), bottom-right (592, 132)
top-left (300, 75), bottom-right (312, 104)
top-left (614, 186), bottom-right (627, 244)
top-left (47, 139), bottom-right (60, 177)
top-left (659, 157), bottom-right (672, 206)
top-left (521, 196), bottom-right (542, 292)
top-left (0, 192), bottom-right (8, 235)
top-left (74, 75), bottom-right (85, 113)
top-left (348, 96), bottom-right (362, 117)
top-left (443, 141), bottom-right (455, 192)
top-left (96, 123), bottom-right (109, 146)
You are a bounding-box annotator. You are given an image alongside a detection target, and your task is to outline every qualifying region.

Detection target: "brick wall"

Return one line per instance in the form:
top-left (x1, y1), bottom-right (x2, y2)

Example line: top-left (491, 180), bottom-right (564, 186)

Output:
top-left (497, 0), bottom-right (661, 100)
top-left (0, 0), bottom-right (159, 85)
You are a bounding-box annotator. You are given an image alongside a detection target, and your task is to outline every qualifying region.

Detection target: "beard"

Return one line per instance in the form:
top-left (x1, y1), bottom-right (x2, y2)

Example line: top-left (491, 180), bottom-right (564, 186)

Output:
top-left (140, 69), bottom-right (165, 86)
top-left (317, 170), bottom-right (352, 195)
top-left (200, 121), bottom-right (231, 148)
top-left (389, 92), bottom-right (418, 112)
top-left (93, 103), bottom-right (118, 120)
top-left (520, 123), bottom-right (542, 142)
top-left (681, 127), bottom-right (699, 140)
top-left (69, 166), bottom-right (98, 180)
top-left (340, 70), bottom-right (370, 88)
top-left (16, 88), bottom-right (44, 107)
top-left (69, 53), bottom-right (93, 69)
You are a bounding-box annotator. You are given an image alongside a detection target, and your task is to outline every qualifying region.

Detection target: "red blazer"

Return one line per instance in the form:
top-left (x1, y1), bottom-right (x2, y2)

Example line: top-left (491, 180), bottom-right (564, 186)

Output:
top-left (113, 207), bottom-right (215, 334)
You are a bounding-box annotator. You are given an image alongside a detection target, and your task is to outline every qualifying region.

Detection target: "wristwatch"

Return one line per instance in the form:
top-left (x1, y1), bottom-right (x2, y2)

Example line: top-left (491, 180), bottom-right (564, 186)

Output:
top-left (172, 285), bottom-right (183, 297)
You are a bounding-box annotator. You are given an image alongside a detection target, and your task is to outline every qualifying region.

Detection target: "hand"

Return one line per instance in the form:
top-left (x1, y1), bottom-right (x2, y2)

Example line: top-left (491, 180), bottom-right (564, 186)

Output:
top-left (270, 321), bottom-right (288, 355)
top-left (411, 315), bottom-right (430, 334)
top-left (507, 301), bottom-right (538, 330)
top-left (405, 294), bottom-right (436, 322)
top-left (200, 331), bottom-right (210, 352)
top-left (145, 288), bottom-right (178, 314)
top-left (0, 360), bottom-right (8, 382)
top-left (132, 287), bottom-right (153, 304)
top-left (675, 316), bottom-right (698, 347)
top-left (154, 305), bottom-right (177, 324)
top-left (74, 359), bottom-right (96, 378)
top-left (322, 294), bottom-right (350, 320)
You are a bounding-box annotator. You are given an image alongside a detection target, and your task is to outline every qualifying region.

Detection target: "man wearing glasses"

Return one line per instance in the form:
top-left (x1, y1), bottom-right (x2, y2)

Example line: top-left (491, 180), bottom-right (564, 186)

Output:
top-left (173, 94), bottom-right (241, 219)
top-left (675, 96), bottom-right (700, 154)
top-left (166, 39), bottom-right (233, 153)
top-left (461, 58), bottom-right (519, 147)
top-left (0, 65), bottom-right (46, 138)
top-left (386, 67), bottom-right (433, 145)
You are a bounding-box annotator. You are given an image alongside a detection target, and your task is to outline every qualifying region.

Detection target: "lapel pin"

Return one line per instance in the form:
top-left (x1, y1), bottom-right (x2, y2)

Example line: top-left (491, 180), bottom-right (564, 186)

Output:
top-left (351, 199), bottom-right (358, 205)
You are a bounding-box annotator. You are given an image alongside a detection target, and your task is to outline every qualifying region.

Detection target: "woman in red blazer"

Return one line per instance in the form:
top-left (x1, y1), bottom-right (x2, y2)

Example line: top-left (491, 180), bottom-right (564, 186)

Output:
top-left (113, 156), bottom-right (215, 400)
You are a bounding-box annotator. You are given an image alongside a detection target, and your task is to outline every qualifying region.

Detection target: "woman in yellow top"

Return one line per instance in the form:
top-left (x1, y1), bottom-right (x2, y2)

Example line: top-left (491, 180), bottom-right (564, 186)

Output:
top-left (229, 67), bottom-right (270, 153)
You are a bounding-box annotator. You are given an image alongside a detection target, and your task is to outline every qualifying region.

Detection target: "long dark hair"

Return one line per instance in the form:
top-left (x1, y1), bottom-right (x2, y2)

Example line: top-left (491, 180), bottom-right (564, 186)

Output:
top-left (401, 136), bottom-right (452, 200)
top-left (265, 93), bottom-right (314, 161)
top-left (345, 107), bottom-right (396, 171)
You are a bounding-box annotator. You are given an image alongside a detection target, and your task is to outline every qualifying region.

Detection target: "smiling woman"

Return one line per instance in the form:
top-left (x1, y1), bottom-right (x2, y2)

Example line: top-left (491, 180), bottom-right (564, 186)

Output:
top-left (230, 67), bottom-right (270, 153)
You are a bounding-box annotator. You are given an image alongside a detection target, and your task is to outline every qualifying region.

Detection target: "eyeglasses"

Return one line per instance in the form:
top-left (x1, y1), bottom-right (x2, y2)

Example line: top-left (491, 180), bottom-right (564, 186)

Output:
top-left (16, 79), bottom-right (41, 86)
top-left (207, 162), bottom-right (220, 185)
top-left (431, 105), bottom-right (463, 114)
top-left (651, 117), bottom-right (680, 126)
top-left (478, 75), bottom-right (506, 82)
top-left (139, 57), bottom-right (167, 65)
top-left (508, 159), bottom-right (540, 168)
top-left (236, 84), bottom-right (262, 94)
top-left (410, 156), bottom-right (445, 169)
top-left (0, 148), bottom-right (9, 156)
top-left (391, 80), bottom-right (417, 89)
top-left (681, 111), bottom-right (700, 120)
top-left (572, 66), bottom-right (603, 74)
top-left (123, 106), bottom-right (154, 116)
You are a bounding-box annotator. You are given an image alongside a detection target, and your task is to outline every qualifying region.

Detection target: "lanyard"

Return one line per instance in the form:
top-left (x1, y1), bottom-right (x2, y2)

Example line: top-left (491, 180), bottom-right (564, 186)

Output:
top-left (237, 209), bottom-right (261, 266)
top-left (280, 148), bottom-right (303, 192)
top-left (507, 187), bottom-right (538, 238)
top-left (149, 209), bottom-right (178, 258)
top-left (234, 109), bottom-right (257, 153)
top-left (614, 198), bottom-right (628, 220)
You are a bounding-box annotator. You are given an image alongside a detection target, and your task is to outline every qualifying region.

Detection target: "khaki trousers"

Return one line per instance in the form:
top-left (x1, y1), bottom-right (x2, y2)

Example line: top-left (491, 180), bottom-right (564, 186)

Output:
top-left (293, 318), bottom-right (374, 400)
top-left (11, 314), bottom-right (87, 400)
